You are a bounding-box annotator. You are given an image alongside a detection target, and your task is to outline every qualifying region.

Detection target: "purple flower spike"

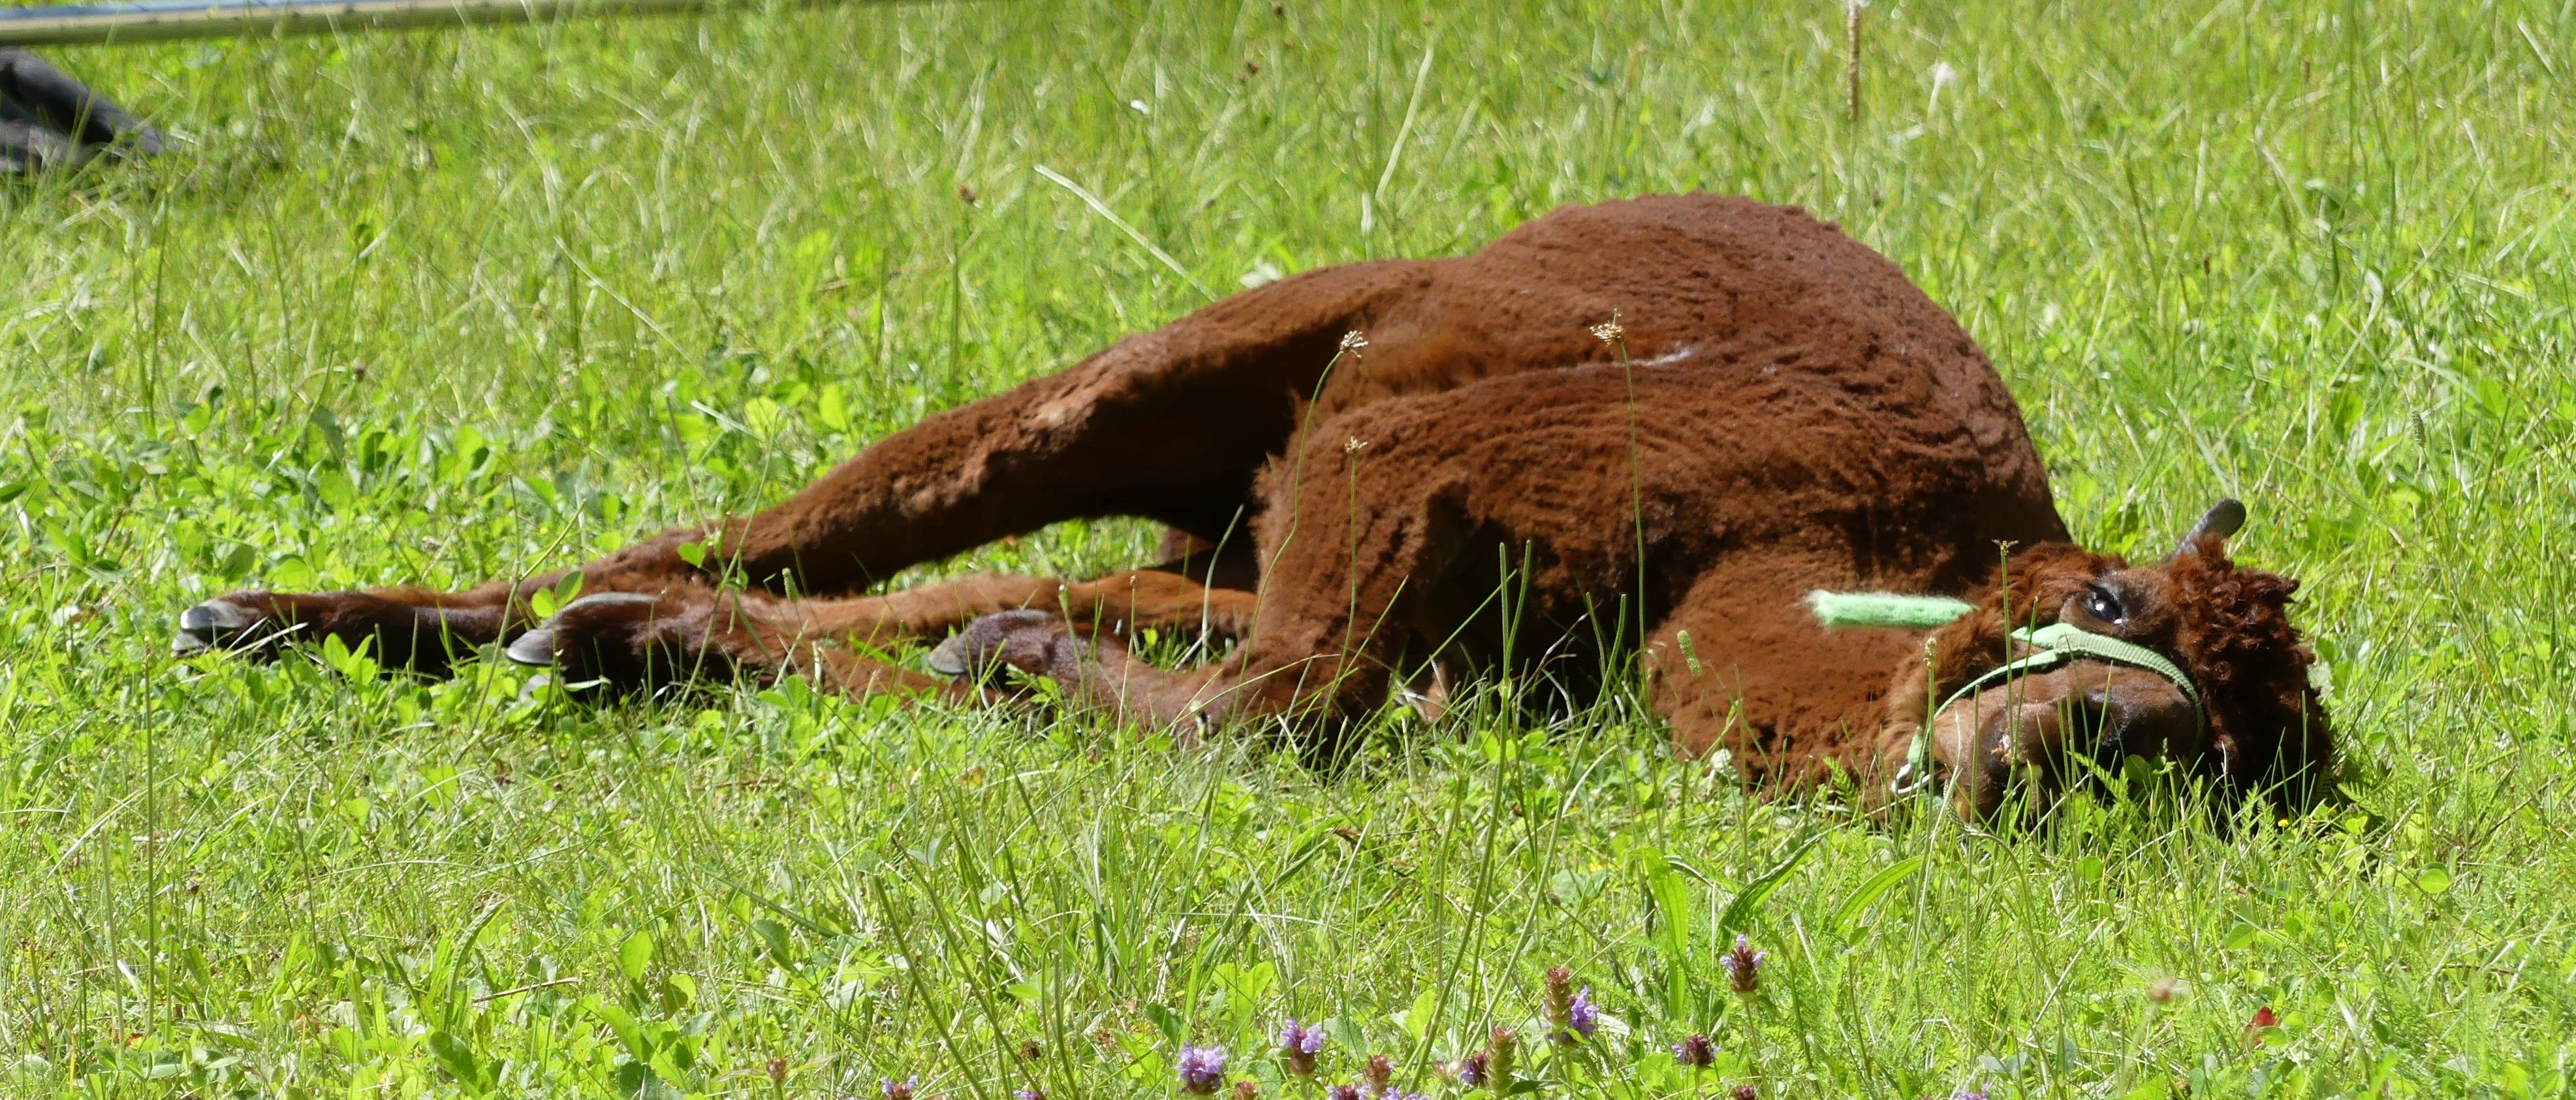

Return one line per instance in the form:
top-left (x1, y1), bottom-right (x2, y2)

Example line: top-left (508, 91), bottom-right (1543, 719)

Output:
top-left (1955, 1092), bottom-right (1990, 1100)
top-left (1013, 1091), bottom-right (1047, 1100)
top-left (882, 1076), bottom-right (918, 1100)
top-left (1176, 1046), bottom-right (1229, 1095)
top-left (1567, 987), bottom-right (1599, 1039)
top-left (1671, 1033), bottom-right (1717, 1069)
top-left (1720, 933), bottom-right (1767, 996)
top-left (1327, 1086), bottom-right (1364, 1100)
top-left (1274, 1019), bottom-right (1326, 1075)
top-left (1445, 1052), bottom-right (1490, 1088)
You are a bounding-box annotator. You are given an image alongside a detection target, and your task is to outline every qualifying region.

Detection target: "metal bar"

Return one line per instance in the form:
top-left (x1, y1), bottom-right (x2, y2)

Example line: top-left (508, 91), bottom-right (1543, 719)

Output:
top-left (0, 0), bottom-right (875, 46)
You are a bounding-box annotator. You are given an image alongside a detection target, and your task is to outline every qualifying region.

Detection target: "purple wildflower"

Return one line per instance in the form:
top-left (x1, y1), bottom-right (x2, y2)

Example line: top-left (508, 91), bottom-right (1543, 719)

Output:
top-left (1362, 1054), bottom-right (1394, 1089)
top-left (882, 1077), bottom-right (918, 1100)
top-left (1176, 1046), bottom-right (1228, 1095)
top-left (1567, 987), bottom-right (1599, 1039)
top-left (1732, 1086), bottom-right (1759, 1100)
top-left (1671, 1034), bottom-right (1717, 1069)
top-left (1274, 1019), bottom-right (1326, 1075)
top-left (1013, 1092), bottom-right (1046, 1100)
top-left (1231, 1082), bottom-right (1260, 1100)
top-left (1443, 1052), bottom-right (1490, 1088)
top-left (1327, 1087), bottom-right (1365, 1100)
top-left (1720, 934), bottom-right (1767, 996)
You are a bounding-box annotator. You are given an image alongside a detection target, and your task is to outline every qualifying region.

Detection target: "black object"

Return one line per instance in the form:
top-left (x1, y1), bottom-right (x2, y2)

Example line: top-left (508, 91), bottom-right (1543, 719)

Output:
top-left (0, 0), bottom-right (911, 48)
top-left (1, 48), bottom-right (161, 172)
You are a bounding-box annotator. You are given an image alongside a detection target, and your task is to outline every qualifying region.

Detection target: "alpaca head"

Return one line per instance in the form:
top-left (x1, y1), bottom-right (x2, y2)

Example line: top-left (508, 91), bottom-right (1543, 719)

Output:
top-left (1921, 501), bottom-right (2335, 822)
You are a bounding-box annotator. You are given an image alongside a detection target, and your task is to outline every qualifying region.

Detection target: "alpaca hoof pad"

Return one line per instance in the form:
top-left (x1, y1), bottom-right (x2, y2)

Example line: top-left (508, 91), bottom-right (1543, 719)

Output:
top-left (503, 626), bottom-right (557, 667)
top-left (174, 601), bottom-right (251, 653)
top-left (926, 609), bottom-right (1065, 680)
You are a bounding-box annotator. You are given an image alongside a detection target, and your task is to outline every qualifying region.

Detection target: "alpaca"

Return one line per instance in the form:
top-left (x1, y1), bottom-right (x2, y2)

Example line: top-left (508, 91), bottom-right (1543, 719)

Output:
top-left (174, 194), bottom-right (2334, 819)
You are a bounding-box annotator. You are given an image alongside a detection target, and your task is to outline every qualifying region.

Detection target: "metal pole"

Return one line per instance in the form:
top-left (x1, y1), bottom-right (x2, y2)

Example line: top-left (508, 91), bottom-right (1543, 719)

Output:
top-left (0, 0), bottom-right (882, 47)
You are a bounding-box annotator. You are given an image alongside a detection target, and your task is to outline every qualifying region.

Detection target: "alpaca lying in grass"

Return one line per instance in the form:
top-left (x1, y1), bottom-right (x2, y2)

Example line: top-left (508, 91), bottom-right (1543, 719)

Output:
top-left (176, 194), bottom-right (2333, 819)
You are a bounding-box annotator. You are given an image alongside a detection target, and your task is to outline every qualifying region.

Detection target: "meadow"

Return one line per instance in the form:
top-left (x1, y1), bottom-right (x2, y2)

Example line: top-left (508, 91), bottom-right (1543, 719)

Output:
top-left (6, 0), bottom-right (2575, 1095)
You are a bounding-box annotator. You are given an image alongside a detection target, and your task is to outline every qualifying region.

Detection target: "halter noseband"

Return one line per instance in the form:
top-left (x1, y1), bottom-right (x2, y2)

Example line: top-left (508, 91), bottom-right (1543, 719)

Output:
top-left (1806, 591), bottom-right (2203, 798)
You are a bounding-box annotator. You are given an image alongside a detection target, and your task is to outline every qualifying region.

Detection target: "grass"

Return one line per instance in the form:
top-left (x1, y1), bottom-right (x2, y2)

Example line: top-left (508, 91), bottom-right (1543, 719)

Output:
top-left (6, 0), bottom-right (2576, 1095)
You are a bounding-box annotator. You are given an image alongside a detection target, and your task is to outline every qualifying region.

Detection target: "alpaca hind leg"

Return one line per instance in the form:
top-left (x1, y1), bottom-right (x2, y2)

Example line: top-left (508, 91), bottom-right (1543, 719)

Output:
top-left (175, 262), bottom-right (1406, 673)
top-left (513, 565), bottom-right (1260, 693)
top-left (933, 401), bottom-right (1459, 740)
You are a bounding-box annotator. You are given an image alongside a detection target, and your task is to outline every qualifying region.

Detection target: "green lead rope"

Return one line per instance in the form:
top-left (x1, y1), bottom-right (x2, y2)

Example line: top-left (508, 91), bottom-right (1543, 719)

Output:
top-left (1804, 590), bottom-right (2203, 797)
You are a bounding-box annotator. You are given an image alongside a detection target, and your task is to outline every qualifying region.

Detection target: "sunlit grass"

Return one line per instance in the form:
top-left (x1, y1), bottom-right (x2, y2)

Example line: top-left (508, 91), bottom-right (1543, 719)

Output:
top-left (5, 0), bottom-right (2574, 1095)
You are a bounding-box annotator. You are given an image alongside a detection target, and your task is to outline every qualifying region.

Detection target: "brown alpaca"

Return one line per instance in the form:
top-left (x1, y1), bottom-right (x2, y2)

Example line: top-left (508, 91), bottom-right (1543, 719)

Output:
top-left (174, 194), bottom-right (2334, 819)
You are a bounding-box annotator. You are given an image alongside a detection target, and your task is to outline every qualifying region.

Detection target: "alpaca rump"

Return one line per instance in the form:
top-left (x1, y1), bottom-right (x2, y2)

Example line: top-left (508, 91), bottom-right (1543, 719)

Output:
top-left (174, 194), bottom-right (2334, 820)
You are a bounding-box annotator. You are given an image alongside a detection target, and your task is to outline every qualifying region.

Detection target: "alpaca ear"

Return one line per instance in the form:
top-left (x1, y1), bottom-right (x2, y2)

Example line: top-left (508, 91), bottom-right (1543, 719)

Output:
top-left (2175, 498), bottom-right (2246, 557)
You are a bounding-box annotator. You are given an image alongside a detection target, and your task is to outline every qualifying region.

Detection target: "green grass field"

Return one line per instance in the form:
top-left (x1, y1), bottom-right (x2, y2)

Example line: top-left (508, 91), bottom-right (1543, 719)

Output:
top-left (7, 0), bottom-right (2576, 1095)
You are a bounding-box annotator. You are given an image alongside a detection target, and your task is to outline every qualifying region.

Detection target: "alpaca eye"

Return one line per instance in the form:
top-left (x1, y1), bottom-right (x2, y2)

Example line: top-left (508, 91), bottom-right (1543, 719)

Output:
top-left (2083, 585), bottom-right (2125, 623)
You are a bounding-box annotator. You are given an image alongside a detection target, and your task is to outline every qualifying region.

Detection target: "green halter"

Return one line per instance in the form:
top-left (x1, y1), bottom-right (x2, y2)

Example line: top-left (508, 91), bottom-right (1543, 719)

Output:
top-left (1805, 591), bottom-right (2203, 797)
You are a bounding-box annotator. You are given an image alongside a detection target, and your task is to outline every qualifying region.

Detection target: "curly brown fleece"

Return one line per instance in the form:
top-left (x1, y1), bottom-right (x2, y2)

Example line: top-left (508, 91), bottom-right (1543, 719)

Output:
top-left (2166, 537), bottom-right (2334, 807)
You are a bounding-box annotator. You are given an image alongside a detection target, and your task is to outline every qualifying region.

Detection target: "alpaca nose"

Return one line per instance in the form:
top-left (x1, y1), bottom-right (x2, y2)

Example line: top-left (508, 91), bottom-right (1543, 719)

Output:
top-left (2082, 684), bottom-right (2129, 755)
top-left (2078, 676), bottom-right (2195, 767)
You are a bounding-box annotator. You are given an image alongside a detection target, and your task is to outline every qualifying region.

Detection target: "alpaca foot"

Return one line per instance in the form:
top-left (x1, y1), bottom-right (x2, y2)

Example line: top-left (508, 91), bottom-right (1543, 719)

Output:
top-left (506, 591), bottom-right (759, 691)
top-left (926, 609), bottom-right (1093, 684)
top-left (174, 589), bottom-right (499, 673)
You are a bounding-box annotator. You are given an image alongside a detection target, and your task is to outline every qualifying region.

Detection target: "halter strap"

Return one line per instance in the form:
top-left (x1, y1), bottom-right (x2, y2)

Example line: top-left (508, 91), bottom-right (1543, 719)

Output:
top-left (1891, 622), bottom-right (2201, 797)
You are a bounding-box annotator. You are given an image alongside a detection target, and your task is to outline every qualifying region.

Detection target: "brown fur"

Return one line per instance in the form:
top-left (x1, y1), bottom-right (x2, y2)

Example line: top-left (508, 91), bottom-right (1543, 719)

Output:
top-left (178, 194), bottom-right (2333, 817)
